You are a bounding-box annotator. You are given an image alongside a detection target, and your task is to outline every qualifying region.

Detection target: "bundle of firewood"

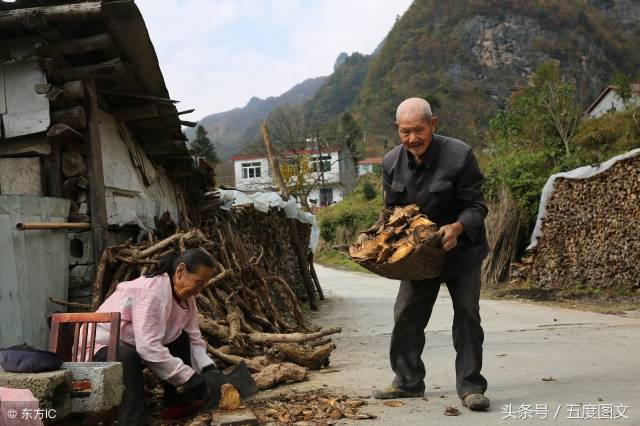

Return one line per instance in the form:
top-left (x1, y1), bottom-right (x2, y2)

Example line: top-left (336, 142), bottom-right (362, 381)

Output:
top-left (79, 212), bottom-right (338, 390)
top-left (529, 154), bottom-right (640, 292)
top-left (349, 205), bottom-right (437, 263)
top-left (348, 204), bottom-right (445, 280)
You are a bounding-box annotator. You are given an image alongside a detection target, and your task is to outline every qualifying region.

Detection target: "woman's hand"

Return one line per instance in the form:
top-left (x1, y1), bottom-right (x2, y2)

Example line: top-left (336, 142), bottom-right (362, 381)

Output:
top-left (181, 372), bottom-right (210, 404)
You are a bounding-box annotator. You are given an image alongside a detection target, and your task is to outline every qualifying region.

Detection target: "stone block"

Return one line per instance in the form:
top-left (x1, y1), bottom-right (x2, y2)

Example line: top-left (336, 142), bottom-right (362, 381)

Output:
top-left (211, 409), bottom-right (258, 425)
top-left (61, 362), bottom-right (123, 413)
top-left (68, 265), bottom-right (95, 289)
top-left (0, 369), bottom-right (71, 419)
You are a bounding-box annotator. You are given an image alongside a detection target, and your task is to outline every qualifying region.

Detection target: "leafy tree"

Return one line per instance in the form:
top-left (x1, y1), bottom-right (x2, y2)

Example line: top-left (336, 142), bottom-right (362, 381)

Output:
top-left (613, 72), bottom-right (633, 102)
top-left (337, 112), bottom-right (364, 163)
top-left (191, 125), bottom-right (219, 164)
top-left (535, 62), bottom-right (583, 157)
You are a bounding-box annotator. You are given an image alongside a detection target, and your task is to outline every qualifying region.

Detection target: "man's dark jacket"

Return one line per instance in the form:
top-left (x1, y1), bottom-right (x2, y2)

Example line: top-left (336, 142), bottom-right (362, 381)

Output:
top-left (382, 134), bottom-right (489, 278)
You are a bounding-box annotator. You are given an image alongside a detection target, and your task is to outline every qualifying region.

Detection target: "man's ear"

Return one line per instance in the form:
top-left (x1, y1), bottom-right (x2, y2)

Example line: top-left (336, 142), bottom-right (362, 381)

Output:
top-left (394, 121), bottom-right (399, 129)
top-left (431, 116), bottom-right (439, 130)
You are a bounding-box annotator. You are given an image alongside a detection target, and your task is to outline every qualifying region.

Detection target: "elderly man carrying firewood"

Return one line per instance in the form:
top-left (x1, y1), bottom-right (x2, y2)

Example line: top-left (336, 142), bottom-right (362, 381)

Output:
top-left (372, 97), bottom-right (490, 411)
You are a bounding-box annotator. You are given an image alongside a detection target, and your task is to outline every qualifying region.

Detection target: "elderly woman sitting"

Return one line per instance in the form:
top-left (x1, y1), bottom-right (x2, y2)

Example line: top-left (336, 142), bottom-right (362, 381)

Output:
top-left (91, 248), bottom-right (217, 426)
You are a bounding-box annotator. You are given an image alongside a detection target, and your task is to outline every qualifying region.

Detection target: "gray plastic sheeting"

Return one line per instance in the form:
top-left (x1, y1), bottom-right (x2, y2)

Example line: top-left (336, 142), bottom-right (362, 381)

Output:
top-left (212, 189), bottom-right (320, 253)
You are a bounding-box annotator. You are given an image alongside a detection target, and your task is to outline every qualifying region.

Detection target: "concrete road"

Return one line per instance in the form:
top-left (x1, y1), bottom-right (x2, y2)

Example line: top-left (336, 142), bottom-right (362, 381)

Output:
top-left (278, 265), bottom-right (640, 425)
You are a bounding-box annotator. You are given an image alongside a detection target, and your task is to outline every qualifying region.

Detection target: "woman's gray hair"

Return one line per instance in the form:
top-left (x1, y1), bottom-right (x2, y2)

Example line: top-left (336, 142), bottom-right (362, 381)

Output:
top-left (396, 98), bottom-right (432, 122)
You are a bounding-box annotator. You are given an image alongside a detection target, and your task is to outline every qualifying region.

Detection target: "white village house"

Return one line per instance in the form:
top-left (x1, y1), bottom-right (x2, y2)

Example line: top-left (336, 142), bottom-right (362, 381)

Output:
top-left (585, 83), bottom-right (640, 118)
top-left (232, 146), bottom-right (357, 207)
top-left (357, 156), bottom-right (383, 176)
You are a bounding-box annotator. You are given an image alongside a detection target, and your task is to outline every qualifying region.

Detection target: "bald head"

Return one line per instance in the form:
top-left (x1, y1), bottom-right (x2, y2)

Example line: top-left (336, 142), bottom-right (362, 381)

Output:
top-left (396, 97), bottom-right (432, 123)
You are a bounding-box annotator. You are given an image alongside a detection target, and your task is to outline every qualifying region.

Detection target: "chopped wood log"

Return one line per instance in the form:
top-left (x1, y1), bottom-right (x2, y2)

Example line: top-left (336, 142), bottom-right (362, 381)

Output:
top-left (61, 151), bottom-right (87, 177)
top-left (63, 176), bottom-right (88, 201)
top-left (206, 344), bottom-right (263, 372)
top-left (252, 363), bottom-right (308, 390)
top-left (245, 327), bottom-right (341, 345)
top-left (47, 123), bottom-right (84, 142)
top-left (49, 296), bottom-right (91, 309)
top-left (105, 262), bottom-right (128, 300)
top-left (219, 384), bottom-right (241, 410)
top-left (37, 81), bottom-right (85, 105)
top-left (51, 106), bottom-right (86, 130)
top-left (267, 342), bottom-right (336, 370)
top-left (529, 154), bottom-right (640, 291)
top-left (199, 314), bottom-right (230, 341)
top-left (268, 276), bottom-right (306, 327)
top-left (137, 230), bottom-right (196, 258)
top-left (90, 251), bottom-right (109, 311)
top-left (61, 58), bottom-right (128, 81)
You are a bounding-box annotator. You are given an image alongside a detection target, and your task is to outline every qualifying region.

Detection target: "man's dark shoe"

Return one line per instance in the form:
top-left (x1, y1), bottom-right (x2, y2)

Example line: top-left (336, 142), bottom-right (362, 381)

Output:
top-left (462, 393), bottom-right (490, 410)
top-left (372, 386), bottom-right (424, 399)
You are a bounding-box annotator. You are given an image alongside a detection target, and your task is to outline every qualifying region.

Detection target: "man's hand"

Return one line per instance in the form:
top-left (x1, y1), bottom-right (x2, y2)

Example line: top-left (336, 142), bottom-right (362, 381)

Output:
top-left (438, 222), bottom-right (464, 252)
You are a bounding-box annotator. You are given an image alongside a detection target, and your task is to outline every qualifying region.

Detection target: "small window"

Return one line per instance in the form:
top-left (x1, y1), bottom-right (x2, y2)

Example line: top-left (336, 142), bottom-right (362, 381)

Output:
top-left (310, 154), bottom-right (331, 172)
top-left (241, 162), bottom-right (262, 179)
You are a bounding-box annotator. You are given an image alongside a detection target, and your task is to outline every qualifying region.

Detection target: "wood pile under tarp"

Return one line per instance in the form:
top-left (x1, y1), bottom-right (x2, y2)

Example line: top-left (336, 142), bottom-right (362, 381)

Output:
top-left (528, 151), bottom-right (640, 292)
top-left (69, 205), bottom-right (334, 391)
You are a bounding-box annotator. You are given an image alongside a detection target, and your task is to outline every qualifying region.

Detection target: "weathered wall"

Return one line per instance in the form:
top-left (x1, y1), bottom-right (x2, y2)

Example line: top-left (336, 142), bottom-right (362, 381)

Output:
top-left (97, 109), bottom-right (179, 229)
top-left (0, 196), bottom-right (70, 349)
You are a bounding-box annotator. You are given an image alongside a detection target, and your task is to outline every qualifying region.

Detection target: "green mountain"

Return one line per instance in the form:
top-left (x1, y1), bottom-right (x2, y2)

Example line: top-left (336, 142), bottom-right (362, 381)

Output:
top-left (304, 0), bottom-right (640, 151)
top-left (303, 53), bottom-right (371, 127)
top-left (188, 76), bottom-right (327, 161)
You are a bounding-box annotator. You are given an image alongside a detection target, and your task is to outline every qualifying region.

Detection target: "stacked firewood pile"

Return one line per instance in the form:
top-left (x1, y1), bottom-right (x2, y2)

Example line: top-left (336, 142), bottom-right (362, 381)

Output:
top-left (83, 208), bottom-right (336, 391)
top-left (529, 154), bottom-right (640, 292)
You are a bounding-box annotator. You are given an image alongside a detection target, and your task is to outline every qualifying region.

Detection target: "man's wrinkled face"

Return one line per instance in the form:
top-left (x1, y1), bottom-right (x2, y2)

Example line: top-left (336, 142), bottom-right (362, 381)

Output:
top-left (396, 111), bottom-right (438, 158)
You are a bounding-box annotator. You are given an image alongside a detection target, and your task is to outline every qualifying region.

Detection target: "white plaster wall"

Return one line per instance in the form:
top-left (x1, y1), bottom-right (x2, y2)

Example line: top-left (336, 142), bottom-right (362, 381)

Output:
top-left (589, 91), bottom-right (640, 118)
top-left (97, 109), bottom-right (179, 229)
top-left (234, 158), bottom-right (273, 191)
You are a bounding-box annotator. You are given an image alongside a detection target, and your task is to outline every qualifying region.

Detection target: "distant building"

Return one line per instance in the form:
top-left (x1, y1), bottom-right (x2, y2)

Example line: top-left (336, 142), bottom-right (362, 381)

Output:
top-left (357, 157), bottom-right (383, 175)
top-left (231, 146), bottom-right (356, 207)
top-left (585, 84), bottom-right (640, 118)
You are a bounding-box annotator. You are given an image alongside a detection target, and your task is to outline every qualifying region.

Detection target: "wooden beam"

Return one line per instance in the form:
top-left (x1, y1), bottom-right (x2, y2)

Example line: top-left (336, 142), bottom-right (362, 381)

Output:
top-left (22, 13), bottom-right (64, 44)
top-left (61, 58), bottom-right (128, 81)
top-left (53, 33), bottom-right (113, 56)
top-left (84, 79), bottom-right (108, 267)
top-left (112, 103), bottom-right (158, 122)
top-left (98, 89), bottom-right (179, 104)
top-left (0, 136), bottom-right (51, 157)
top-left (0, 3), bottom-right (102, 29)
top-left (42, 140), bottom-right (63, 197)
top-left (180, 120), bottom-right (197, 127)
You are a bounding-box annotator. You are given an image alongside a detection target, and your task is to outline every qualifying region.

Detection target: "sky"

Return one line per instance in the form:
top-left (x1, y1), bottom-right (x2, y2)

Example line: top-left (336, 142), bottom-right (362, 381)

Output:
top-left (136, 0), bottom-right (413, 122)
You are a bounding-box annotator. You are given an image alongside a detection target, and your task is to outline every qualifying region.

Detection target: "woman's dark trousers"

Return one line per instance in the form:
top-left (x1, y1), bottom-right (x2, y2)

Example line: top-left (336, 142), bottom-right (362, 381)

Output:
top-left (94, 330), bottom-right (191, 426)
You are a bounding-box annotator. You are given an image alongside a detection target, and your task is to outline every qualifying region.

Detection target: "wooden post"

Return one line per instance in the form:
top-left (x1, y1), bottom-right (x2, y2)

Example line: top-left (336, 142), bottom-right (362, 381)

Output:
top-left (261, 122), bottom-right (319, 310)
top-left (84, 79), bottom-right (108, 270)
top-left (41, 140), bottom-right (63, 197)
top-left (308, 251), bottom-right (324, 300)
